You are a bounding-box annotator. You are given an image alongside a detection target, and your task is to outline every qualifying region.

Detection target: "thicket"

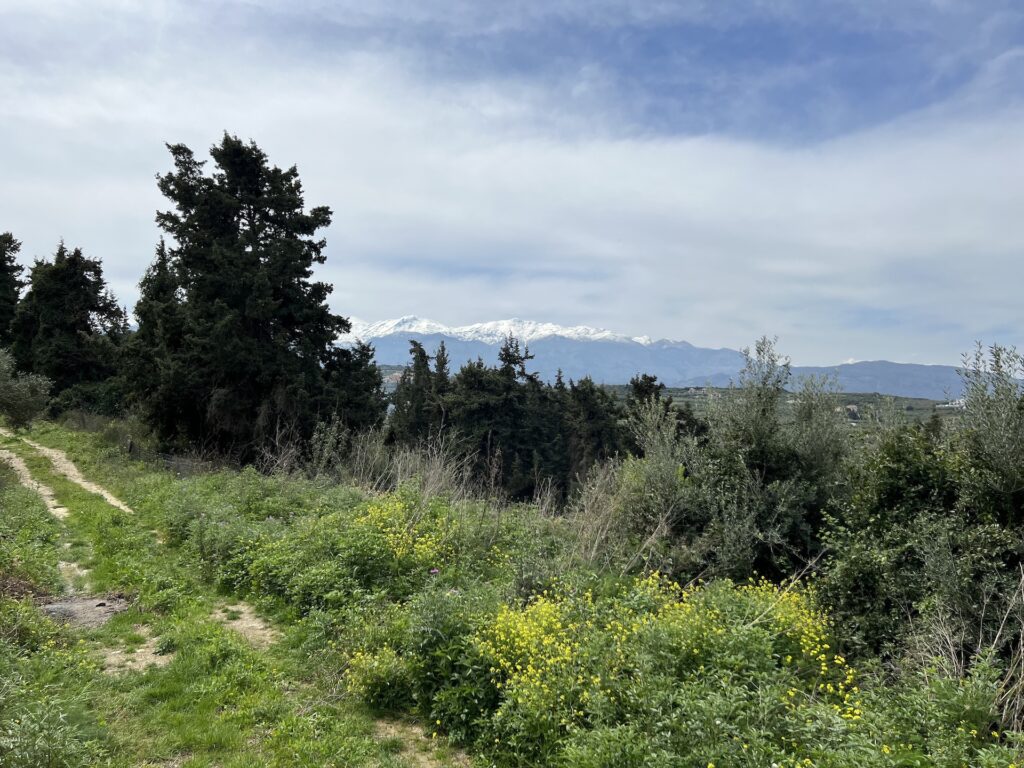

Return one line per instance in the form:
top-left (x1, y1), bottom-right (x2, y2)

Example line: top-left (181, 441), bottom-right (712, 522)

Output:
top-left (28, 336), bottom-right (1021, 765)
top-left (82, 370), bottom-right (1022, 766)
top-left (386, 338), bottom-right (704, 499)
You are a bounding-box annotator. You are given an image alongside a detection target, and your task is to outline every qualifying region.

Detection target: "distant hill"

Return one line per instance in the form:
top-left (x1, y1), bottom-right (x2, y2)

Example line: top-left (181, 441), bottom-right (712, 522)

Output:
top-left (346, 316), bottom-right (964, 400)
top-left (792, 361), bottom-right (963, 401)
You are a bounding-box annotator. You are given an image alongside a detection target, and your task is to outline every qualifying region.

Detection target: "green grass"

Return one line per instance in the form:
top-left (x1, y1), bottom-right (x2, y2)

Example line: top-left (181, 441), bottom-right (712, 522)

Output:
top-left (0, 426), bottom-right (465, 767)
top-left (0, 464), bottom-right (63, 594)
top-left (4, 420), bottom-right (1023, 767)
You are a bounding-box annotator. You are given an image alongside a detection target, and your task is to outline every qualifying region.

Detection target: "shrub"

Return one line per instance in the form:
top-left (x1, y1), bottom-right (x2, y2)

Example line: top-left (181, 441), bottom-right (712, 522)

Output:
top-left (0, 348), bottom-right (50, 429)
top-left (343, 645), bottom-right (413, 711)
top-left (339, 574), bottom-right (1020, 767)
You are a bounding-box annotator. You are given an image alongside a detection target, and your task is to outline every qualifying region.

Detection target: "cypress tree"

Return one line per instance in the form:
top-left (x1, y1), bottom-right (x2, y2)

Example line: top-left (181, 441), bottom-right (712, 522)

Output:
top-left (0, 232), bottom-right (23, 346)
top-left (565, 377), bottom-right (622, 479)
top-left (124, 240), bottom-right (187, 439)
top-left (135, 134), bottom-right (384, 453)
top-left (432, 340), bottom-right (450, 430)
top-left (389, 341), bottom-right (435, 444)
top-left (10, 242), bottom-right (127, 410)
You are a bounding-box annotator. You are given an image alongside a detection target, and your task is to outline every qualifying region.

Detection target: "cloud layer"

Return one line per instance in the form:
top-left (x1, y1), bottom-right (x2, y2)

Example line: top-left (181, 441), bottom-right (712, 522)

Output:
top-left (1, 0), bottom-right (1022, 364)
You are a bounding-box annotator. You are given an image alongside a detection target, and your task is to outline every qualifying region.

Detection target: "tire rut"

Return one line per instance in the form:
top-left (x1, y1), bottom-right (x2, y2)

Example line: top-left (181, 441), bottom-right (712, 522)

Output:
top-left (0, 447), bottom-right (69, 518)
top-left (0, 428), bottom-right (134, 514)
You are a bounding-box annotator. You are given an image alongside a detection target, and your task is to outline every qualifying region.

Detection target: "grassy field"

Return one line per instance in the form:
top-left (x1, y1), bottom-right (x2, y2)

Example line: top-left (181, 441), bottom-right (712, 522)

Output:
top-left (1, 420), bottom-right (1020, 767)
top-left (0, 425), bottom-right (467, 768)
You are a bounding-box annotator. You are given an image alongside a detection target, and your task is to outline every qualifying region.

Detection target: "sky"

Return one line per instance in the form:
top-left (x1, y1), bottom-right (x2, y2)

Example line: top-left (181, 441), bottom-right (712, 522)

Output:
top-left (2, 0), bottom-right (1022, 366)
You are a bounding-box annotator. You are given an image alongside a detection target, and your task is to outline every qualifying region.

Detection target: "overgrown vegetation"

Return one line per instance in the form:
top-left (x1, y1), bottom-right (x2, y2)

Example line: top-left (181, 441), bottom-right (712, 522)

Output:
top-left (0, 348), bottom-right (50, 429)
top-left (4, 341), bottom-right (1024, 766)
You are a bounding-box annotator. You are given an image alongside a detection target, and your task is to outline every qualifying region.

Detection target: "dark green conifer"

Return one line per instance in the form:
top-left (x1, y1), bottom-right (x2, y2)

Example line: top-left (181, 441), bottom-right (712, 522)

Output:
top-left (0, 232), bottom-right (24, 346)
top-left (134, 134), bottom-right (385, 453)
top-left (10, 241), bottom-right (127, 410)
top-left (389, 341), bottom-right (435, 444)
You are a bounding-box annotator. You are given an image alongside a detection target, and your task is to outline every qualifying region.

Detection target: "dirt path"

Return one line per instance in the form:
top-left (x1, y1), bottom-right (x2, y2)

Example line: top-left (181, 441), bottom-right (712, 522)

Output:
top-left (213, 603), bottom-right (279, 649)
top-left (0, 428), bottom-right (134, 514)
top-left (4, 430), bottom-right (278, 656)
top-left (0, 447), bottom-right (69, 518)
top-left (102, 625), bottom-right (174, 674)
top-left (3, 428), bottom-right (472, 765)
top-left (374, 720), bottom-right (472, 768)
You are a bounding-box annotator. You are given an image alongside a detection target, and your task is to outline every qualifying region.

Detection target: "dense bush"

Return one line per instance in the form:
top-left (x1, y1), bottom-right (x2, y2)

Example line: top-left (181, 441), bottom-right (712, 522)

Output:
top-left (820, 346), bottom-right (1024, 732)
top-left (567, 339), bottom-right (849, 582)
top-left (107, 448), bottom-right (1023, 766)
top-left (0, 348), bottom-right (50, 430)
top-left (342, 573), bottom-right (1020, 767)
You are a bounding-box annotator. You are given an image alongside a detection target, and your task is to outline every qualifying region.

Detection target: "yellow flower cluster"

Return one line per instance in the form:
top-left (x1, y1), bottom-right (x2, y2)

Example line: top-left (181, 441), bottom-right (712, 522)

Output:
top-left (603, 572), bottom-right (725, 676)
top-left (473, 573), bottom-right (864, 748)
top-left (353, 495), bottom-right (450, 568)
top-left (475, 591), bottom-right (587, 714)
top-left (739, 579), bottom-right (860, 719)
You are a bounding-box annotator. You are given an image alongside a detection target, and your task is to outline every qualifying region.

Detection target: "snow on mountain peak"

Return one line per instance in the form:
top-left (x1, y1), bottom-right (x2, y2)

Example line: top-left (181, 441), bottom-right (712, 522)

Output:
top-left (340, 316), bottom-right (657, 346)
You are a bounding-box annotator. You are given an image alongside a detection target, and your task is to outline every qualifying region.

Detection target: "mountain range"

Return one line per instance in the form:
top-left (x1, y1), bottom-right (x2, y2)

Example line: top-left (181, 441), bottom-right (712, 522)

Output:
top-left (339, 317), bottom-right (964, 400)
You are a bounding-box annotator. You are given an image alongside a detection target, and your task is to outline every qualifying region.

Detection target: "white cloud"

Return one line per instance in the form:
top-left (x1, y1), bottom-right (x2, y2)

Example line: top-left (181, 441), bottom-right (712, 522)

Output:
top-left (0, 1), bottom-right (1021, 366)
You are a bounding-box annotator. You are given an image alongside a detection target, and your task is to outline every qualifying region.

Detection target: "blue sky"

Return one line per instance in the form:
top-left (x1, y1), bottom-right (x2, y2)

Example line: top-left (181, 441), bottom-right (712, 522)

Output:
top-left (1, 0), bottom-right (1022, 365)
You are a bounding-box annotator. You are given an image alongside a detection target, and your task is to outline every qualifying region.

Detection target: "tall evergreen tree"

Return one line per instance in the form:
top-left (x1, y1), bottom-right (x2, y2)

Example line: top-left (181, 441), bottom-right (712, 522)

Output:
top-left (10, 242), bottom-right (127, 410)
top-left (385, 336), bottom-right (626, 498)
top-left (565, 377), bottom-right (622, 479)
top-left (124, 240), bottom-right (187, 439)
top-left (0, 232), bottom-right (23, 346)
top-left (389, 341), bottom-right (435, 444)
top-left (132, 134), bottom-right (384, 453)
top-left (626, 373), bottom-right (667, 410)
top-left (432, 340), bottom-right (450, 430)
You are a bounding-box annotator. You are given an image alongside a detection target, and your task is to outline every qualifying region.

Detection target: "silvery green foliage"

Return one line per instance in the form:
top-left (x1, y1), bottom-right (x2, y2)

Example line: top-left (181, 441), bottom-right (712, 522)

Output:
top-left (958, 343), bottom-right (1024, 502)
top-left (0, 348), bottom-right (50, 429)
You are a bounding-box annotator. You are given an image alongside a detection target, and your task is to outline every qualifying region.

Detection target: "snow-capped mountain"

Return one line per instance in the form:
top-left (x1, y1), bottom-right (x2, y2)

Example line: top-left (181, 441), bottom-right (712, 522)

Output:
top-left (341, 316), bottom-right (964, 399)
top-left (342, 316), bottom-right (655, 346)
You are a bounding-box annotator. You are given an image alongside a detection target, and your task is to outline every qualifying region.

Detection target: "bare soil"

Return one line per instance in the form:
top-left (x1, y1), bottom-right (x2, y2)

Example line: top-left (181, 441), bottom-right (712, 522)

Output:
top-left (40, 595), bottom-right (130, 628)
top-left (102, 624), bottom-right (174, 674)
top-left (374, 719), bottom-right (472, 768)
top-left (213, 603), bottom-right (280, 649)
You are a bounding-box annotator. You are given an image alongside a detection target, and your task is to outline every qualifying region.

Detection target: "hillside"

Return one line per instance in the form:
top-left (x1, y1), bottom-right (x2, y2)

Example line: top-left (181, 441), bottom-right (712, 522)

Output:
top-left (347, 316), bottom-right (965, 399)
top-left (2, 413), bottom-right (1022, 767)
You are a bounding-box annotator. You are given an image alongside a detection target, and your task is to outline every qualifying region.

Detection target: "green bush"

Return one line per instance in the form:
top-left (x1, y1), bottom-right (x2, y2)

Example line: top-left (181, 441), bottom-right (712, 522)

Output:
top-left (822, 425), bottom-right (1021, 658)
top-left (0, 348), bottom-right (50, 429)
top-left (337, 573), bottom-right (1022, 767)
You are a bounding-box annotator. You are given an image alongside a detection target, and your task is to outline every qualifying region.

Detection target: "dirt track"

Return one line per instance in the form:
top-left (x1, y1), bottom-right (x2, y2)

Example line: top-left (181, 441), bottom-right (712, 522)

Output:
top-left (0, 447), bottom-right (68, 518)
top-left (0, 428), bottom-right (134, 513)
